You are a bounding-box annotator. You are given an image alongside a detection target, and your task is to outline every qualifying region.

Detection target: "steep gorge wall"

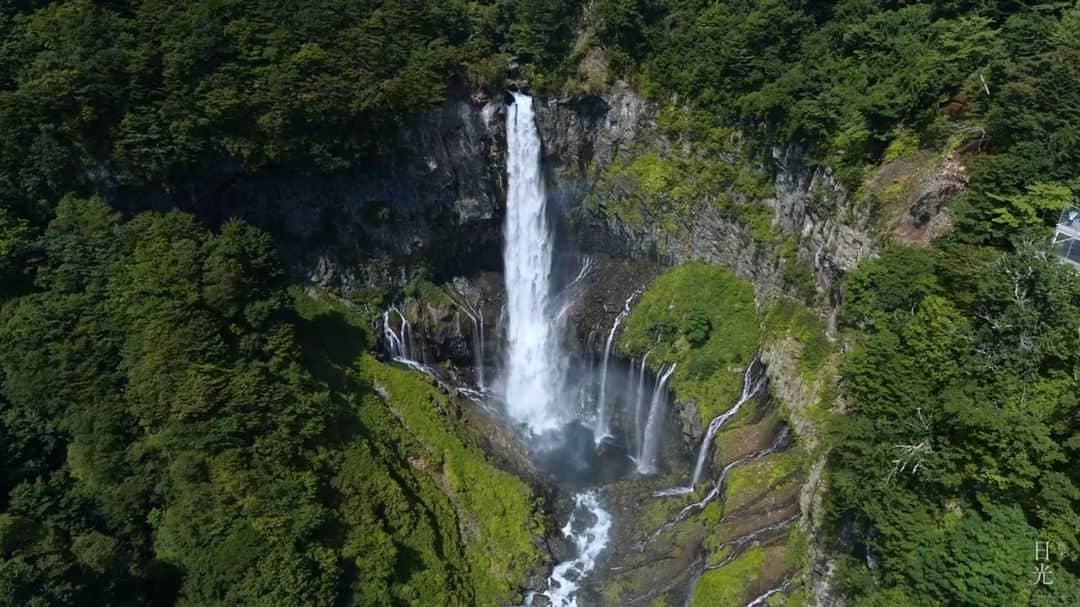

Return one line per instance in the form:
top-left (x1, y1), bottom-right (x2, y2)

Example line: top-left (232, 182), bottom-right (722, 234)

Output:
top-left (548, 92), bottom-right (876, 313)
top-left (111, 81), bottom-right (960, 322)
top-left (105, 85), bottom-right (949, 607)
top-left (113, 94), bottom-right (510, 290)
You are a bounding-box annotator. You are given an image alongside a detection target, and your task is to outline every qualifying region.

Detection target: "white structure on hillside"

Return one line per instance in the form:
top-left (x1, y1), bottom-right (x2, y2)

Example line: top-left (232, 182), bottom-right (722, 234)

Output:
top-left (1055, 207), bottom-right (1080, 268)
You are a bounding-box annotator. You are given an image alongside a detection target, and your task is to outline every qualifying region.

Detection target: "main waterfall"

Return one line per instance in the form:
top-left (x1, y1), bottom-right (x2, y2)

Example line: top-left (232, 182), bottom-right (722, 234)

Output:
top-left (503, 92), bottom-right (567, 434)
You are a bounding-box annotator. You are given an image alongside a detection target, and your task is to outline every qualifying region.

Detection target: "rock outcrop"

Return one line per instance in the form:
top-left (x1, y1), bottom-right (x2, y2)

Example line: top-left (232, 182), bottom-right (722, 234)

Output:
top-left (113, 95), bottom-right (509, 290)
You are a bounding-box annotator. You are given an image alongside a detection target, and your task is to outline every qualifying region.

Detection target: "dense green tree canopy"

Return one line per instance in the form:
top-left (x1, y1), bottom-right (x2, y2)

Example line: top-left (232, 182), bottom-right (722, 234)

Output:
top-left (0, 0), bottom-right (585, 215)
top-left (0, 197), bottom-right (543, 605)
top-left (2, 1), bottom-right (1079, 606)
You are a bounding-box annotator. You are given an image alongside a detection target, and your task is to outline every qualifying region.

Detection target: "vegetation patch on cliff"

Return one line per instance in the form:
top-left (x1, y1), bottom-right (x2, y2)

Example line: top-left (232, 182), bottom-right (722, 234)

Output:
top-left (762, 300), bottom-right (832, 379)
top-left (584, 141), bottom-right (780, 252)
top-left (619, 263), bottom-right (759, 425)
top-left (359, 355), bottom-right (546, 605)
top-left (689, 546), bottom-right (765, 607)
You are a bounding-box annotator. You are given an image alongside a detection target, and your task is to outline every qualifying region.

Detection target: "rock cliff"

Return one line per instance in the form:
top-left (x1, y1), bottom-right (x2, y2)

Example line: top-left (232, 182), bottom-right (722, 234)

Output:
top-left (105, 82), bottom-right (965, 607)
top-left (113, 95), bottom-right (509, 290)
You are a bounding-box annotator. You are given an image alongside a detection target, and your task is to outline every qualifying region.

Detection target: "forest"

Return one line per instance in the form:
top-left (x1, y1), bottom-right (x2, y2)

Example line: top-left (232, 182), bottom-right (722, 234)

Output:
top-left (1, 1), bottom-right (1078, 606)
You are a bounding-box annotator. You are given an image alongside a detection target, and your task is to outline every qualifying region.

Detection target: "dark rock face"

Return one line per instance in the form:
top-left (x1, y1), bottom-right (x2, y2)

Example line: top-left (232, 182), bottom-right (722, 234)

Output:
top-left (536, 84), bottom-right (653, 213)
top-left (112, 96), bottom-right (509, 290)
top-left (106, 81), bottom-right (878, 314)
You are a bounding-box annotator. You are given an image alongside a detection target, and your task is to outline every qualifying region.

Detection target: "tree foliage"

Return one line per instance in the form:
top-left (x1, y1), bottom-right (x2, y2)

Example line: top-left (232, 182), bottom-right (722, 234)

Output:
top-left (0, 0), bottom-right (585, 213)
top-left (0, 198), bottom-right (543, 605)
top-left (829, 241), bottom-right (1080, 604)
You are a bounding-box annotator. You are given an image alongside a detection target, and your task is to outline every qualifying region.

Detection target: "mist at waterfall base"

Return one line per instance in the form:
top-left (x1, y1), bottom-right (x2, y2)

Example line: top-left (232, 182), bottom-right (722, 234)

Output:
top-left (501, 92), bottom-right (682, 607)
top-left (499, 92), bottom-right (683, 489)
top-left (381, 93), bottom-right (686, 606)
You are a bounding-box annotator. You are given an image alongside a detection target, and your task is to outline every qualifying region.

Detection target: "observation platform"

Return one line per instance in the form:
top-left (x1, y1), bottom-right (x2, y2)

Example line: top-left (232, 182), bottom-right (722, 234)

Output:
top-left (1054, 207), bottom-right (1080, 269)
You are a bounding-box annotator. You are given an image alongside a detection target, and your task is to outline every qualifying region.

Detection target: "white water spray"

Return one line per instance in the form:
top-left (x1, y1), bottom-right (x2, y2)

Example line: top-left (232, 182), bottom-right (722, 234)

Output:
top-left (503, 92), bottom-right (566, 433)
top-left (595, 290), bottom-right (639, 444)
top-left (633, 352), bottom-right (652, 451)
top-left (637, 363), bottom-right (676, 475)
top-left (689, 362), bottom-right (764, 486)
top-left (527, 491), bottom-right (612, 607)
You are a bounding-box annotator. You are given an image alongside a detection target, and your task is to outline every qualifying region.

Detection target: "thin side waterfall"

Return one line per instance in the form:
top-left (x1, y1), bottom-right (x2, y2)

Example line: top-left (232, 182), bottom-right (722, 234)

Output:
top-left (569, 255), bottom-right (593, 287)
top-left (476, 307), bottom-right (485, 389)
top-left (655, 361), bottom-right (765, 497)
top-left (554, 256), bottom-right (593, 322)
top-left (681, 560), bottom-right (707, 607)
top-left (378, 305), bottom-right (451, 387)
top-left (637, 363), bottom-right (676, 475)
top-left (634, 352), bottom-right (652, 451)
top-left (502, 92), bottom-right (566, 433)
top-left (382, 305), bottom-right (413, 361)
top-left (706, 514), bottom-right (799, 571)
top-left (496, 303), bottom-right (507, 344)
top-left (450, 292), bottom-right (487, 391)
top-left (622, 357), bottom-right (640, 452)
top-left (742, 579), bottom-right (793, 607)
top-left (670, 427), bottom-right (789, 527)
top-left (595, 290), bottom-right (639, 444)
top-left (689, 362), bottom-right (764, 486)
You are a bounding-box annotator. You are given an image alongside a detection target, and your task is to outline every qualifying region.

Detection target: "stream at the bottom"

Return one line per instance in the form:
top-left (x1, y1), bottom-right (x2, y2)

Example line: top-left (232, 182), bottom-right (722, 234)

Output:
top-left (526, 491), bottom-right (612, 607)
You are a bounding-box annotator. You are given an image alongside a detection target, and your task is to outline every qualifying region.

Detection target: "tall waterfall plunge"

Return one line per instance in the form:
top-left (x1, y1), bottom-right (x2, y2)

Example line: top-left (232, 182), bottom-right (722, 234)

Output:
top-left (375, 92), bottom-right (703, 606)
top-left (507, 92), bottom-right (615, 607)
top-left (503, 92), bottom-right (568, 434)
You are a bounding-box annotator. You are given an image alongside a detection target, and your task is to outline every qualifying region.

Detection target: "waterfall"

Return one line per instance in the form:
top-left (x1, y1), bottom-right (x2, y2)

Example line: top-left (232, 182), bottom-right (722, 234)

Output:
top-left (637, 363), bottom-right (676, 475)
top-left (623, 357), bottom-right (640, 452)
top-left (670, 426), bottom-right (789, 527)
top-left (526, 491), bottom-right (612, 607)
top-left (595, 290), bottom-right (639, 444)
top-left (634, 352), bottom-right (652, 451)
top-left (503, 92), bottom-right (566, 433)
top-left (709, 514), bottom-right (798, 570)
top-left (449, 291), bottom-right (487, 392)
top-left (741, 579), bottom-right (793, 607)
top-left (496, 303), bottom-right (507, 344)
top-left (461, 304), bottom-right (486, 391)
top-left (689, 362), bottom-right (764, 487)
top-left (382, 305), bottom-right (413, 361)
top-left (476, 307), bottom-right (485, 389)
top-left (654, 361), bottom-right (765, 497)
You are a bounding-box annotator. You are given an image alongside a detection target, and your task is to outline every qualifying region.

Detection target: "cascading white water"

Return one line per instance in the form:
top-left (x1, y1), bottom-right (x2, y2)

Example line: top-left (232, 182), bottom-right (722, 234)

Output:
top-left (715, 513), bottom-right (798, 562)
top-left (669, 426), bottom-right (788, 527)
top-left (475, 307), bottom-right (485, 389)
top-left (633, 352), bottom-right (652, 451)
top-left (594, 291), bottom-right (638, 444)
top-left (554, 256), bottom-right (593, 322)
top-left (637, 363), bottom-right (676, 474)
top-left (689, 362), bottom-right (763, 486)
top-left (450, 291), bottom-right (487, 391)
top-left (382, 306), bottom-right (413, 361)
top-left (655, 361), bottom-right (765, 497)
top-left (742, 579), bottom-right (792, 607)
top-left (527, 491), bottom-right (612, 607)
top-left (503, 92), bottom-right (566, 433)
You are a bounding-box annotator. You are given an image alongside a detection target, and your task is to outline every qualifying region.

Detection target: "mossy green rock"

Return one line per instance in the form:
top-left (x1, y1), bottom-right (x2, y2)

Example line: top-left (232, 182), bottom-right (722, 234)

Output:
top-left (620, 263), bottom-right (760, 425)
